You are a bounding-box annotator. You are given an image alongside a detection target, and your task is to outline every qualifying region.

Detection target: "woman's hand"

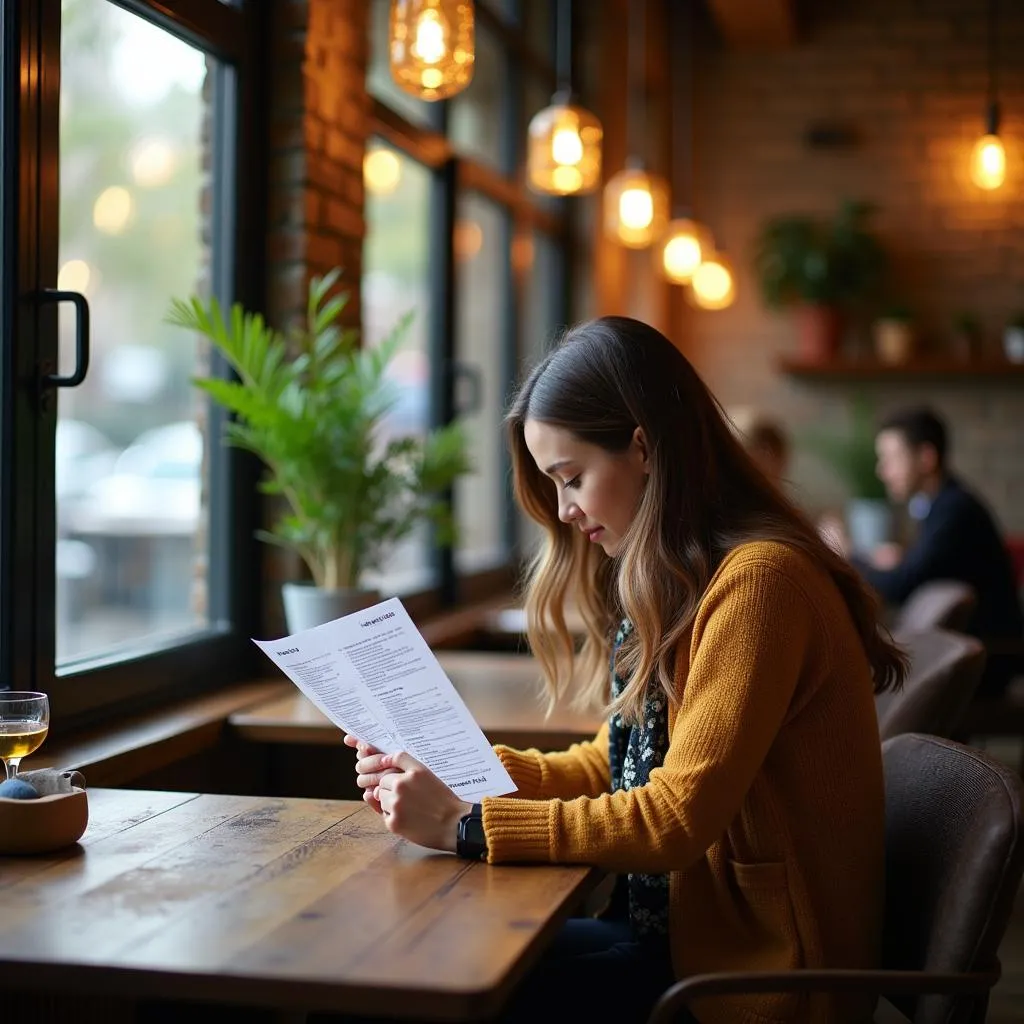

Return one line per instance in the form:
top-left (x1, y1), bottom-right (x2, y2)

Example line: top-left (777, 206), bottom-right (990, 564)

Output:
top-left (343, 734), bottom-right (398, 815)
top-left (355, 749), bottom-right (472, 853)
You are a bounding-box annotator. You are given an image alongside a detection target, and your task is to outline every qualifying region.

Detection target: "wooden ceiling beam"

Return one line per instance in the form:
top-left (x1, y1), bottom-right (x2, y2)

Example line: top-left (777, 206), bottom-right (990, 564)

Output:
top-left (705, 0), bottom-right (798, 50)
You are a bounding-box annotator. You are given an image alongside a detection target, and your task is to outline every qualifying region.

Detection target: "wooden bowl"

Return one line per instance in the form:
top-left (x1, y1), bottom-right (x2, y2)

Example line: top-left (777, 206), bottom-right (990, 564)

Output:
top-left (0, 787), bottom-right (89, 855)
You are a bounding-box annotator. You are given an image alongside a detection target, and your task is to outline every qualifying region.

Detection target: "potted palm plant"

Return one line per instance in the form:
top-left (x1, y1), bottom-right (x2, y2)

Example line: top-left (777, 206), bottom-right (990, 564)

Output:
top-left (754, 200), bottom-right (886, 362)
top-left (803, 396), bottom-right (891, 556)
top-left (167, 270), bottom-right (471, 631)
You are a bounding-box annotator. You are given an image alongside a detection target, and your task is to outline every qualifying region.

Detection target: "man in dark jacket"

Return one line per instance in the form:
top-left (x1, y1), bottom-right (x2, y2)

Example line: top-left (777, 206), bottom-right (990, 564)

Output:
top-left (845, 407), bottom-right (1023, 696)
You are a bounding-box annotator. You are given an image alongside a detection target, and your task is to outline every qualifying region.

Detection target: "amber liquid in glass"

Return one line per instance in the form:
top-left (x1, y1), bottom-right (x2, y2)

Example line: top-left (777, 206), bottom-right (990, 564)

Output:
top-left (0, 720), bottom-right (49, 760)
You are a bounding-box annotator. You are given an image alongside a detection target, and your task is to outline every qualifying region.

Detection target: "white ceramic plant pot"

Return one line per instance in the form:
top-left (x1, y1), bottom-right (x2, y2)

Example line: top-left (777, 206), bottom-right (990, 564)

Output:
top-left (846, 498), bottom-right (893, 558)
top-left (281, 583), bottom-right (381, 633)
top-left (1003, 326), bottom-right (1024, 364)
top-left (874, 320), bottom-right (914, 365)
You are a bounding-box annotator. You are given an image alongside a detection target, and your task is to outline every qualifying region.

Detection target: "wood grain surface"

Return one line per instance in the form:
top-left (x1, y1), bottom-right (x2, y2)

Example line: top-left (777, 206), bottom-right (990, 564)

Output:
top-left (0, 789), bottom-right (600, 1020)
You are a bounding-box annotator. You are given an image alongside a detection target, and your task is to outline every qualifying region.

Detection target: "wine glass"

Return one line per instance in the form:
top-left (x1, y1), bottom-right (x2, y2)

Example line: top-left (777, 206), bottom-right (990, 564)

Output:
top-left (0, 692), bottom-right (50, 780)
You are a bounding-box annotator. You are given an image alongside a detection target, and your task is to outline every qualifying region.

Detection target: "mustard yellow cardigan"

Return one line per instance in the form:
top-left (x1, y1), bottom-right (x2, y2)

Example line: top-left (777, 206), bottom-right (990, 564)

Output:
top-left (482, 541), bottom-right (885, 1024)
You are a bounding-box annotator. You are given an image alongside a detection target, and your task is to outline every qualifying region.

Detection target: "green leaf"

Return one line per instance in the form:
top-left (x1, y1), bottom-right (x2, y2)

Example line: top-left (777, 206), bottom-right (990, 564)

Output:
top-left (166, 272), bottom-right (470, 585)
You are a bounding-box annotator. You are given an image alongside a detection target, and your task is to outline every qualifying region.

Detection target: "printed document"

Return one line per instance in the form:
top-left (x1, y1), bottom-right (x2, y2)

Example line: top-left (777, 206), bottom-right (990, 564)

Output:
top-left (253, 598), bottom-right (516, 801)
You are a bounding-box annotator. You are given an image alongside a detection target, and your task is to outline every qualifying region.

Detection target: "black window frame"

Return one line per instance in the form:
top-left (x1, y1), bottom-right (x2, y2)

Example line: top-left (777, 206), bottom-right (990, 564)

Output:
top-left (0, 0), bottom-right (267, 733)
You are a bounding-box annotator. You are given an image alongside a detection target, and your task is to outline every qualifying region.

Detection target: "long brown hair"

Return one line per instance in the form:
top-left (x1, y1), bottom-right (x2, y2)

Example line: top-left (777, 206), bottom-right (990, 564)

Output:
top-left (507, 316), bottom-right (906, 724)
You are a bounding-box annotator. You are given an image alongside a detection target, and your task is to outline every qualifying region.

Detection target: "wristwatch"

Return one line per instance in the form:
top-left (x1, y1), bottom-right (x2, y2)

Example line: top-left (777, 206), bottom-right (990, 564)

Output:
top-left (456, 803), bottom-right (488, 860)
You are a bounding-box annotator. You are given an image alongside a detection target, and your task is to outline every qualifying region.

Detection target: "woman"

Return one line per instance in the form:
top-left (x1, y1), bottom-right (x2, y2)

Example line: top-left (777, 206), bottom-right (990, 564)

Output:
top-left (347, 317), bottom-right (905, 1024)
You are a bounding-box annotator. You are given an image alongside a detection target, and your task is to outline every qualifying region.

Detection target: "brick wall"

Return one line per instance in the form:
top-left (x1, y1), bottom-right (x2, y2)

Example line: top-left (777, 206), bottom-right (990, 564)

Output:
top-left (267, 0), bottom-right (368, 328)
top-left (262, 0), bottom-right (370, 633)
top-left (680, 0), bottom-right (1024, 530)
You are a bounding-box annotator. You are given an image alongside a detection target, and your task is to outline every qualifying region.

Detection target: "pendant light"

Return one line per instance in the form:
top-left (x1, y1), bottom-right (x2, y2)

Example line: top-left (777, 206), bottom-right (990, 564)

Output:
top-left (604, 0), bottom-right (669, 248)
top-left (657, 0), bottom-right (710, 284)
top-left (389, 0), bottom-right (475, 102)
top-left (970, 0), bottom-right (1005, 190)
top-left (690, 251), bottom-right (735, 310)
top-left (527, 0), bottom-right (603, 196)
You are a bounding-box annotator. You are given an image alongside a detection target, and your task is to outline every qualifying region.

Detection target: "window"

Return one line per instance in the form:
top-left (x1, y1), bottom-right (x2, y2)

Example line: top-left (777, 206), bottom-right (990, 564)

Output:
top-left (522, 228), bottom-right (564, 371)
top-left (362, 140), bottom-right (435, 594)
top-left (449, 25), bottom-right (510, 170)
top-left (454, 193), bottom-right (510, 573)
top-left (364, 0), bottom-right (572, 600)
top-left (1, 0), bottom-right (263, 722)
top-left (57, 1), bottom-right (210, 665)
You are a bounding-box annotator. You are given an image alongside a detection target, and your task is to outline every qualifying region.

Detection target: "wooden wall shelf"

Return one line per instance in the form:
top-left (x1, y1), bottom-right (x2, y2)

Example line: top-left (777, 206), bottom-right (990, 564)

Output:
top-left (778, 357), bottom-right (1024, 382)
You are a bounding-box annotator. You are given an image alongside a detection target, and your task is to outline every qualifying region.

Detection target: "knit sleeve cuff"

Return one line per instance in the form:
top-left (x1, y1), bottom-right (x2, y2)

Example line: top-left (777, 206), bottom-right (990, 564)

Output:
top-left (481, 796), bottom-right (555, 863)
top-left (493, 745), bottom-right (546, 799)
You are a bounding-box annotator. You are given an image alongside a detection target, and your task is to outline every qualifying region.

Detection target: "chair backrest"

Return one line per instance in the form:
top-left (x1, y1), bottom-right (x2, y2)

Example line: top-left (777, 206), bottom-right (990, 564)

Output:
top-left (895, 580), bottom-right (977, 633)
top-left (875, 628), bottom-right (986, 741)
top-left (882, 733), bottom-right (1024, 1024)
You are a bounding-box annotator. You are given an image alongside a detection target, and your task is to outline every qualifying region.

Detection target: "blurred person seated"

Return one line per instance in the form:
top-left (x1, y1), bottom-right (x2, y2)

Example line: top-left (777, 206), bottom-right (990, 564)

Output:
top-left (730, 409), bottom-right (790, 489)
top-left (823, 406), bottom-right (1023, 697)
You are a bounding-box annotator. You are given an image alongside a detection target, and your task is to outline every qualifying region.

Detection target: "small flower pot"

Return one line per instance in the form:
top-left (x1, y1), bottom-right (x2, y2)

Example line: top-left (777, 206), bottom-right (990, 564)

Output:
top-left (874, 320), bottom-right (914, 365)
top-left (281, 584), bottom-right (381, 633)
top-left (796, 305), bottom-right (844, 363)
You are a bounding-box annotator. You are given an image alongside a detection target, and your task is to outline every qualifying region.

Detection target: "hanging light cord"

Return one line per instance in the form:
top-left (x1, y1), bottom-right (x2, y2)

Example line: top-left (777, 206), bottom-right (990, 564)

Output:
top-left (627, 0), bottom-right (646, 163)
top-left (986, 0), bottom-right (1001, 132)
top-left (670, 0), bottom-right (695, 216)
top-left (556, 0), bottom-right (573, 96)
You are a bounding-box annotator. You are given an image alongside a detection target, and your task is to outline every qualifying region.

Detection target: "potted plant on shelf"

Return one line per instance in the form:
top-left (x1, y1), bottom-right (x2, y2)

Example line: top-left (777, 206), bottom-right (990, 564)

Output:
top-left (167, 270), bottom-right (472, 632)
top-left (873, 304), bottom-right (915, 365)
top-left (754, 199), bottom-right (886, 363)
top-left (802, 395), bottom-right (891, 557)
top-left (1004, 313), bottom-right (1024, 364)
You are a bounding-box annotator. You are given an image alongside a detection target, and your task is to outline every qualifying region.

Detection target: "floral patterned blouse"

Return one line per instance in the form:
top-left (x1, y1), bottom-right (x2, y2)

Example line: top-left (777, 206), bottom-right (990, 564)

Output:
top-left (608, 619), bottom-right (671, 941)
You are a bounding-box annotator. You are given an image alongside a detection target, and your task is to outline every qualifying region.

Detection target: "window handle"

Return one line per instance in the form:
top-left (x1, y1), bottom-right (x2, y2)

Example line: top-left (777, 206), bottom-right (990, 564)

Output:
top-left (38, 289), bottom-right (91, 388)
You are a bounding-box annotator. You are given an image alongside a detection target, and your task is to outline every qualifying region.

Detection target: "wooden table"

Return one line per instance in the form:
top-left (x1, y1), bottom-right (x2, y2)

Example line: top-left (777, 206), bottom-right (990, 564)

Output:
top-left (0, 788), bottom-right (600, 1020)
top-left (230, 651), bottom-right (604, 753)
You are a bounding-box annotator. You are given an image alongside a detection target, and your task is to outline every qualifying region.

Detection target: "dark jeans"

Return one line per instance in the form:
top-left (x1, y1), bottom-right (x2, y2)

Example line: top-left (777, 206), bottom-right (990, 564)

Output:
top-left (499, 915), bottom-right (687, 1024)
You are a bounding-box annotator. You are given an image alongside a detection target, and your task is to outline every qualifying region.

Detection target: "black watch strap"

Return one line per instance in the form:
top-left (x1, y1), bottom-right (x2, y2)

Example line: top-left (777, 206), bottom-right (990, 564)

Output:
top-left (456, 803), bottom-right (488, 860)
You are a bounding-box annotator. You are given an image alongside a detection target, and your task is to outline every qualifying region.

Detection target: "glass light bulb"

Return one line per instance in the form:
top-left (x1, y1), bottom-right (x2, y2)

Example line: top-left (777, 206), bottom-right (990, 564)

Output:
top-left (619, 187), bottom-right (654, 231)
top-left (691, 256), bottom-right (735, 310)
top-left (551, 165), bottom-right (583, 192)
top-left (662, 234), bottom-right (702, 281)
top-left (413, 9), bottom-right (447, 63)
top-left (970, 134), bottom-right (1006, 190)
top-left (604, 167), bottom-right (668, 247)
top-left (551, 126), bottom-right (584, 166)
top-left (527, 100), bottom-right (602, 195)
top-left (390, 1), bottom-right (473, 101)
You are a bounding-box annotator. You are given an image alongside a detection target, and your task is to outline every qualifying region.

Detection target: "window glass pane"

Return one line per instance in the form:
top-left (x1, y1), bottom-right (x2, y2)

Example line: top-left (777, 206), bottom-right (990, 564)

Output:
top-left (522, 228), bottom-right (562, 372)
top-left (361, 141), bottom-right (435, 593)
top-left (56, 0), bottom-right (212, 664)
top-left (481, 0), bottom-right (516, 20)
top-left (367, 0), bottom-right (434, 127)
top-left (449, 26), bottom-right (507, 169)
top-left (454, 193), bottom-right (508, 573)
